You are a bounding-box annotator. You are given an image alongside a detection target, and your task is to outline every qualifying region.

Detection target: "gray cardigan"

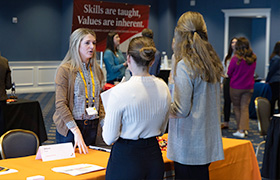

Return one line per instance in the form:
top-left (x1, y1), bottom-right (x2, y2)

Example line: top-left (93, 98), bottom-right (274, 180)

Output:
top-left (167, 60), bottom-right (224, 165)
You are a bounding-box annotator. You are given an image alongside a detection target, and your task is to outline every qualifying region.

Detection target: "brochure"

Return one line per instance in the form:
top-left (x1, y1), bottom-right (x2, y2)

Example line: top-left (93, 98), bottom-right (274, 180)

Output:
top-left (52, 164), bottom-right (105, 176)
top-left (0, 166), bottom-right (18, 175)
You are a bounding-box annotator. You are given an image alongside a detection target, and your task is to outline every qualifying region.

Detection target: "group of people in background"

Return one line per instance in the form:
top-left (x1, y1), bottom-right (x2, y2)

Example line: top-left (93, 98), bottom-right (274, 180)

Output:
top-left (0, 8), bottom-right (278, 180)
top-left (103, 28), bottom-right (162, 86)
top-left (222, 37), bottom-right (257, 138)
top-left (222, 37), bottom-right (280, 138)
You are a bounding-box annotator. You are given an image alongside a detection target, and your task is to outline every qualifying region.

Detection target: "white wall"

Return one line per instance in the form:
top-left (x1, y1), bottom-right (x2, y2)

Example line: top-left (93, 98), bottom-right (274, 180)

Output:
top-left (7, 59), bottom-right (171, 94)
top-left (8, 61), bottom-right (60, 94)
top-left (7, 60), bottom-right (106, 94)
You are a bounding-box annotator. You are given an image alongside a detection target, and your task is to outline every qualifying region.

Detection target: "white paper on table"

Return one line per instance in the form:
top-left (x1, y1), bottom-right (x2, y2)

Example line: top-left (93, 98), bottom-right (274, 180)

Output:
top-left (52, 164), bottom-right (105, 176)
top-left (35, 142), bottom-right (75, 162)
top-left (0, 168), bottom-right (18, 175)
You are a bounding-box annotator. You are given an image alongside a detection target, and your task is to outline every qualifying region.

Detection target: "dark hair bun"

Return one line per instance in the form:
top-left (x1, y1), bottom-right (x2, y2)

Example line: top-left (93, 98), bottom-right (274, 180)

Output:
top-left (139, 47), bottom-right (156, 61)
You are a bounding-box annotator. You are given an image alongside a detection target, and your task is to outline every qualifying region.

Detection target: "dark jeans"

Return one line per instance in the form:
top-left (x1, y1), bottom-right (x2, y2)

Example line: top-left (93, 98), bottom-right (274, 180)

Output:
top-left (269, 82), bottom-right (280, 116)
top-left (106, 137), bottom-right (164, 180)
top-left (174, 162), bottom-right (211, 180)
top-left (223, 78), bottom-right (231, 122)
top-left (56, 129), bottom-right (74, 145)
top-left (56, 119), bottom-right (99, 146)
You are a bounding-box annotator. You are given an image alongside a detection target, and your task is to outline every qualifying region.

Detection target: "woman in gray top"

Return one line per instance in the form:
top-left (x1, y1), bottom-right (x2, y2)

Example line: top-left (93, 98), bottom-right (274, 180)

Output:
top-left (167, 11), bottom-right (224, 180)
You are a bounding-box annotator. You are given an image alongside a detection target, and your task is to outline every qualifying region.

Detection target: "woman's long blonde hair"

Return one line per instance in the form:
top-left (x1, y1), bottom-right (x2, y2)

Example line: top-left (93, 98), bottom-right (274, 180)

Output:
top-left (173, 11), bottom-right (223, 83)
top-left (60, 28), bottom-right (97, 71)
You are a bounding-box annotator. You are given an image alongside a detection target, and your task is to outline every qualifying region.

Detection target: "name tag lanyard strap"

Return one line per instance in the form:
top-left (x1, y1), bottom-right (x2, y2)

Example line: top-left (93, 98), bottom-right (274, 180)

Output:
top-left (79, 66), bottom-right (95, 108)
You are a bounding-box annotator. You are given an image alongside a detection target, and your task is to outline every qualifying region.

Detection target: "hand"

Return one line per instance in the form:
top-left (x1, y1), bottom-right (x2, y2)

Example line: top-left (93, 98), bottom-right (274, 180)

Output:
top-left (123, 62), bottom-right (128, 67)
top-left (70, 127), bottom-right (88, 154)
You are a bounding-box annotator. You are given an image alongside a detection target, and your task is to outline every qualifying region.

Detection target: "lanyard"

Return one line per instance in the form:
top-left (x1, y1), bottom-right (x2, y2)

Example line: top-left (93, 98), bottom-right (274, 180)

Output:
top-left (79, 66), bottom-right (95, 107)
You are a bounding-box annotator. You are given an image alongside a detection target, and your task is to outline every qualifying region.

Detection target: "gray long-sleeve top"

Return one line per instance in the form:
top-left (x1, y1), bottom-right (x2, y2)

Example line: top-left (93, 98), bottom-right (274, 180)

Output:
top-left (167, 59), bottom-right (224, 165)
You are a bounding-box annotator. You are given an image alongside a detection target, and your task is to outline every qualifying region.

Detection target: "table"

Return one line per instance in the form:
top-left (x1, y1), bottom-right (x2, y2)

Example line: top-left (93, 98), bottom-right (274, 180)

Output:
top-left (209, 138), bottom-right (261, 180)
top-left (261, 114), bottom-right (280, 179)
top-left (0, 137), bottom-right (261, 180)
top-left (0, 149), bottom-right (108, 180)
top-left (249, 82), bottom-right (272, 119)
top-left (0, 99), bottom-right (47, 144)
top-left (162, 136), bottom-right (261, 180)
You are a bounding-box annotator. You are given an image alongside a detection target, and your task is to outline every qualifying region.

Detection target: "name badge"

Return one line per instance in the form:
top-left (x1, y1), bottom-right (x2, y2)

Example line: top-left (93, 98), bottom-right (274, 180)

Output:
top-left (86, 106), bottom-right (98, 116)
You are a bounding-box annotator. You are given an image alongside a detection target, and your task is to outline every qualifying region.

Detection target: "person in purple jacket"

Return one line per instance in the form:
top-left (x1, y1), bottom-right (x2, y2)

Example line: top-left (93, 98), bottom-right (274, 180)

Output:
top-left (227, 37), bottom-right (257, 138)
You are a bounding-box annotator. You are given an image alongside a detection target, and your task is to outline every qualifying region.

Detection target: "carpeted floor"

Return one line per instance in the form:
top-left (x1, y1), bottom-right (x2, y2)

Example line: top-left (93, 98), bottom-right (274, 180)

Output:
top-left (221, 115), bottom-right (265, 170)
top-left (16, 92), bottom-right (265, 171)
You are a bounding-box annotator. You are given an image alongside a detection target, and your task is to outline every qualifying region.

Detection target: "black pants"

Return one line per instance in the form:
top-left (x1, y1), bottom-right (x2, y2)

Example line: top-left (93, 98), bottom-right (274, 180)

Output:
top-left (269, 82), bottom-right (280, 116)
top-left (223, 78), bottom-right (231, 122)
top-left (0, 100), bottom-right (6, 136)
top-left (261, 116), bottom-right (280, 179)
top-left (174, 162), bottom-right (211, 180)
top-left (106, 137), bottom-right (164, 180)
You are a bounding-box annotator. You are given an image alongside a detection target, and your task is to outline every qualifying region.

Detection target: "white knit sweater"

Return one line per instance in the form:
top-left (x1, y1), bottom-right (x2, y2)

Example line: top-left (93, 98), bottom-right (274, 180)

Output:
top-left (102, 76), bottom-right (171, 145)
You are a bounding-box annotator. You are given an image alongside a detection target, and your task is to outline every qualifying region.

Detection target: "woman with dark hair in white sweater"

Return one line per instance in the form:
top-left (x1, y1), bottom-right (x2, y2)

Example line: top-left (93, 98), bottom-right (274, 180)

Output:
top-left (102, 36), bottom-right (171, 179)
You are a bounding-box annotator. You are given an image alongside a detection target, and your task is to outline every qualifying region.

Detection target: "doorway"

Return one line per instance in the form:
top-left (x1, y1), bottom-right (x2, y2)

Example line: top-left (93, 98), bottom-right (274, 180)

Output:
top-left (222, 8), bottom-right (271, 78)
